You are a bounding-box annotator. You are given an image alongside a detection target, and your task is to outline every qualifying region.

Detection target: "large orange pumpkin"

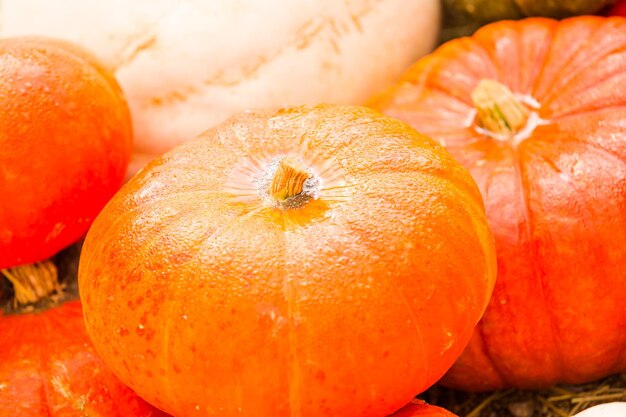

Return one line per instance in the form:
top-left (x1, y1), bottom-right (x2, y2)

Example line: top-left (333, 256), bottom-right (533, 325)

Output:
top-left (0, 37), bottom-right (132, 273)
top-left (370, 16), bottom-right (626, 390)
top-left (79, 105), bottom-right (496, 417)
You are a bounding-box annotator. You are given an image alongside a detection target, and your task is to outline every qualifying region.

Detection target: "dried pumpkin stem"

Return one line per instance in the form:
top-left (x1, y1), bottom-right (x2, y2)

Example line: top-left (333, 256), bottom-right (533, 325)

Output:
top-left (471, 79), bottom-right (529, 135)
top-left (270, 156), bottom-right (312, 201)
top-left (1, 260), bottom-right (60, 307)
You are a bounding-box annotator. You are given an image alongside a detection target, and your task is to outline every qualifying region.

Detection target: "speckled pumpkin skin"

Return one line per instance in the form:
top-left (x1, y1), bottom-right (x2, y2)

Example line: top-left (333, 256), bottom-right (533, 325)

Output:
top-left (79, 105), bottom-right (496, 417)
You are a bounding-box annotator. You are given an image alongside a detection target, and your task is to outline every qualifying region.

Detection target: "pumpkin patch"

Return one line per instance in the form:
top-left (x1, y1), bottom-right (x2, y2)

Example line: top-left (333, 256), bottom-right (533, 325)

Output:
top-left (78, 104), bottom-right (496, 417)
top-left (370, 16), bottom-right (626, 391)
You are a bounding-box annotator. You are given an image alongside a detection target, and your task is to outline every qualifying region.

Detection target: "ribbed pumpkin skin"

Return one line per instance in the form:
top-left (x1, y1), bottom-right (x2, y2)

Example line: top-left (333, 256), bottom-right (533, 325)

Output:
top-left (0, 37), bottom-right (132, 269)
top-left (0, 301), bottom-right (167, 417)
top-left (79, 105), bottom-right (496, 417)
top-left (370, 17), bottom-right (626, 390)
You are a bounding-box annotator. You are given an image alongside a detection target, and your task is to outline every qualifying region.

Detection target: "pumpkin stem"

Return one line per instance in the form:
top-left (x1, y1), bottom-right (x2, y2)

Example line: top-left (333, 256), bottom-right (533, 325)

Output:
top-left (1, 260), bottom-right (60, 307)
top-left (270, 156), bottom-right (312, 201)
top-left (471, 79), bottom-right (529, 135)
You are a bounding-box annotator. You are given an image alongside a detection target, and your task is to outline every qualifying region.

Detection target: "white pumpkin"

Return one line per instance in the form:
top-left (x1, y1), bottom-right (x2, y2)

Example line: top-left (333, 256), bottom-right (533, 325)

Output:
top-left (1, 0), bottom-right (440, 174)
top-left (573, 403), bottom-right (626, 417)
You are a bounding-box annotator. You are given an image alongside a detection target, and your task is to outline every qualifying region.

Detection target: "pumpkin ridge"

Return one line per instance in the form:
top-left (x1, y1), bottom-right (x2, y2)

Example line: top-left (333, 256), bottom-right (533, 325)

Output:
top-left (543, 57), bottom-right (626, 118)
top-left (512, 146), bottom-right (566, 381)
top-left (284, 232), bottom-right (303, 417)
top-left (473, 18), bottom-right (557, 99)
top-left (473, 317), bottom-right (509, 387)
top-left (536, 17), bottom-right (617, 106)
top-left (425, 38), bottom-right (497, 107)
top-left (540, 133), bottom-right (626, 170)
top-left (548, 104), bottom-right (626, 125)
top-left (386, 264), bottom-right (430, 383)
top-left (160, 298), bottom-right (179, 415)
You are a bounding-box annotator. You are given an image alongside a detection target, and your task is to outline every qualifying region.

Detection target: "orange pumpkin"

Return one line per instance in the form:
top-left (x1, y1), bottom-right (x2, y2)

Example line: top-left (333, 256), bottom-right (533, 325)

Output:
top-left (79, 105), bottom-right (496, 417)
top-left (0, 36), bottom-right (132, 273)
top-left (0, 250), bottom-right (166, 417)
top-left (370, 16), bottom-right (626, 390)
top-left (0, 301), bottom-right (168, 417)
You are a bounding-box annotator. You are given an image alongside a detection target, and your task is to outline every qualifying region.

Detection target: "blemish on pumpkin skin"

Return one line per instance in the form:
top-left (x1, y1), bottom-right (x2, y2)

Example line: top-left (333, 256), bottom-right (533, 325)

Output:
top-left (159, 369), bottom-right (166, 377)
top-left (145, 370), bottom-right (154, 378)
top-left (136, 324), bottom-right (156, 341)
top-left (173, 364), bottom-right (182, 374)
top-left (127, 295), bottom-right (145, 310)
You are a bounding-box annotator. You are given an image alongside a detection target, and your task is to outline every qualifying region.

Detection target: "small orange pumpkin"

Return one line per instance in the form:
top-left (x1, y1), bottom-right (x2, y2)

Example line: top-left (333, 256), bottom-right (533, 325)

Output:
top-left (370, 16), bottom-right (626, 390)
top-left (79, 105), bottom-right (496, 417)
top-left (0, 36), bottom-right (132, 272)
top-left (0, 301), bottom-right (168, 417)
top-left (0, 249), bottom-right (166, 417)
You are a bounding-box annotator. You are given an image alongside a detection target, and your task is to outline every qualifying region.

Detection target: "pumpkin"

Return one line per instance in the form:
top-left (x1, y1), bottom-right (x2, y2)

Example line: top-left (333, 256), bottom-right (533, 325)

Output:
top-left (0, 248), bottom-right (166, 417)
top-left (0, 0), bottom-right (441, 175)
top-left (0, 36), bottom-right (132, 291)
top-left (370, 16), bottom-right (626, 390)
top-left (391, 400), bottom-right (458, 417)
top-left (573, 403), bottom-right (626, 417)
top-left (442, 0), bottom-right (615, 40)
top-left (78, 105), bottom-right (496, 417)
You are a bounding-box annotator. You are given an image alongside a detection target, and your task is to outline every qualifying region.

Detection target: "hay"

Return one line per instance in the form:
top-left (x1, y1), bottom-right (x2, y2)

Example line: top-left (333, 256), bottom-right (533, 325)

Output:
top-left (421, 373), bottom-right (626, 416)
